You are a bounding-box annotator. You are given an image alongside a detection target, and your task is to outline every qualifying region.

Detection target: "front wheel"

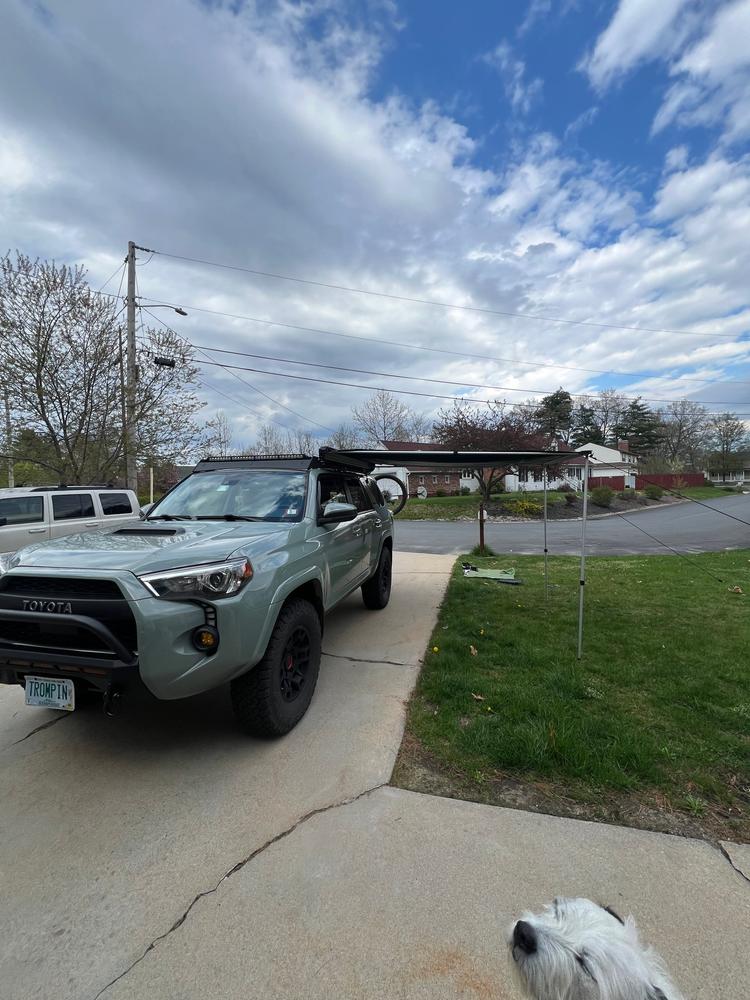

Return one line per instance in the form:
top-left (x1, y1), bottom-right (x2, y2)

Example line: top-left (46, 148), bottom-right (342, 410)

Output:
top-left (361, 546), bottom-right (392, 610)
top-left (231, 599), bottom-right (322, 738)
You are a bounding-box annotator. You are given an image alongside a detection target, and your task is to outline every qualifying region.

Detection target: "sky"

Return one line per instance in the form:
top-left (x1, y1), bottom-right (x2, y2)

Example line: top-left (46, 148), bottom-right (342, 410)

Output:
top-left (1, 0), bottom-right (749, 446)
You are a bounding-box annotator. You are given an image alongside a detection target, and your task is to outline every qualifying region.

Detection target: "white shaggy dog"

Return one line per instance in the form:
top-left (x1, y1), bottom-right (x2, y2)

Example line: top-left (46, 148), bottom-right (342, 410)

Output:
top-left (508, 897), bottom-right (685, 1000)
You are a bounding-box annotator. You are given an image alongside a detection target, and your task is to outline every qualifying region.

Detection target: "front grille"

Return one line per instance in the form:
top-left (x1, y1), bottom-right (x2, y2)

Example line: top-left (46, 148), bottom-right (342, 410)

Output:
top-left (1, 620), bottom-right (113, 655)
top-left (0, 577), bottom-right (123, 600)
top-left (0, 576), bottom-right (137, 660)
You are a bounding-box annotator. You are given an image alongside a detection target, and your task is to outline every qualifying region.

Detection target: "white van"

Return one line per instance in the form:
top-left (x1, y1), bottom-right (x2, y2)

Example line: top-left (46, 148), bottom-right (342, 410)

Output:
top-left (0, 487), bottom-right (141, 555)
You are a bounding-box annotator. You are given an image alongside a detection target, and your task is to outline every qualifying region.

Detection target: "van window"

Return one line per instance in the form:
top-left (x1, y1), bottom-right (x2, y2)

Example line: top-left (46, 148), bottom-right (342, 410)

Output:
top-left (100, 492), bottom-right (133, 515)
top-left (52, 494), bottom-right (96, 521)
top-left (346, 477), bottom-right (372, 513)
top-left (0, 496), bottom-right (44, 526)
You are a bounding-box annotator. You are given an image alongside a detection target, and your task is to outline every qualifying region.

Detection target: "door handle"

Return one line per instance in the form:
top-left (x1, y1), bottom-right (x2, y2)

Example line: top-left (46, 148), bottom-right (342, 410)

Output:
top-left (85, 521), bottom-right (99, 526)
top-left (28, 527), bottom-right (46, 534)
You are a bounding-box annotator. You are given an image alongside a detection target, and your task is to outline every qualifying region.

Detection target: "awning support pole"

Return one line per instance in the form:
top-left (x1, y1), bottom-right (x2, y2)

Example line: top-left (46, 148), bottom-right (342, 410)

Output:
top-left (577, 455), bottom-right (589, 659)
top-left (543, 466), bottom-right (549, 602)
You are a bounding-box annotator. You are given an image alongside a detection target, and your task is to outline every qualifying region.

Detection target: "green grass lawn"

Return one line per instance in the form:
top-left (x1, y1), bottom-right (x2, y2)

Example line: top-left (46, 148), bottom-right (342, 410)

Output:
top-left (394, 550), bottom-right (750, 840)
top-left (676, 486), bottom-right (744, 499)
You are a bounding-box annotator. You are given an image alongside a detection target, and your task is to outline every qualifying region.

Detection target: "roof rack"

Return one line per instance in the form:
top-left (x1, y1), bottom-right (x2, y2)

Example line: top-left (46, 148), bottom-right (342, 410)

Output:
top-left (201, 453), bottom-right (310, 463)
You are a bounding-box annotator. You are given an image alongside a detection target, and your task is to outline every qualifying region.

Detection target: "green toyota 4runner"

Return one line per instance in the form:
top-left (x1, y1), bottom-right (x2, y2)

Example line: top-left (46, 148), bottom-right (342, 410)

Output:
top-left (0, 452), bottom-right (395, 737)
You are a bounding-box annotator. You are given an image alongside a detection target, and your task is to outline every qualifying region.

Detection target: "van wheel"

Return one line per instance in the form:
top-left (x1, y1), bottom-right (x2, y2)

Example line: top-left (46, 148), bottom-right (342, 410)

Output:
top-left (361, 546), bottom-right (392, 610)
top-left (231, 599), bottom-right (321, 738)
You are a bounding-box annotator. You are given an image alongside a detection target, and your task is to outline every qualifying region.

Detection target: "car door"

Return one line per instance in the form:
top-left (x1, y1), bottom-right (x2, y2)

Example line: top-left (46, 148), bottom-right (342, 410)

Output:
top-left (344, 475), bottom-right (382, 585)
top-left (49, 492), bottom-right (100, 540)
top-left (316, 472), bottom-right (362, 605)
top-left (0, 494), bottom-right (49, 553)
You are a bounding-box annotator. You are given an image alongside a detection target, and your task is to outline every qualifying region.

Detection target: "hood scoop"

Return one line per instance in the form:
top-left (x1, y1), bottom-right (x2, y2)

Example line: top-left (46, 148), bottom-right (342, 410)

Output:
top-left (113, 526), bottom-right (185, 537)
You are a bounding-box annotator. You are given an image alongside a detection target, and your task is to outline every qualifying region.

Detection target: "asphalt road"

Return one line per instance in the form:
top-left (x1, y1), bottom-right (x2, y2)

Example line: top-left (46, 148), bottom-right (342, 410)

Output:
top-left (395, 494), bottom-right (750, 555)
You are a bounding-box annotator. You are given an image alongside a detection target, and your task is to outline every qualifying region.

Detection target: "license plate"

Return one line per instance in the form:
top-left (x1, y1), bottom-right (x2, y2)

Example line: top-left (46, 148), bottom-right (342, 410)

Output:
top-left (24, 676), bottom-right (75, 711)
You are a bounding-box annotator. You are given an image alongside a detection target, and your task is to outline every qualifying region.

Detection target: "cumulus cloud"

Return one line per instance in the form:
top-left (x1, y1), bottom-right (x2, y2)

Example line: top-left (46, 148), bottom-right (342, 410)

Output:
top-left (0, 0), bottom-right (748, 445)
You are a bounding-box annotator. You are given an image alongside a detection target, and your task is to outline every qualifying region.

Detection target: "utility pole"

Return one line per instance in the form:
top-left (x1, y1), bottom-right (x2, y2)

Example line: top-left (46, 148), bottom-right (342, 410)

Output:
top-left (125, 241), bottom-right (138, 492)
top-left (3, 390), bottom-right (13, 488)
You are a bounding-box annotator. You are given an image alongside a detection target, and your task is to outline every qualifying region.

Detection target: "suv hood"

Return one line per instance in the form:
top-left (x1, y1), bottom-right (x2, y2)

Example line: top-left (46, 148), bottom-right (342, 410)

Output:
top-left (5, 519), bottom-right (295, 575)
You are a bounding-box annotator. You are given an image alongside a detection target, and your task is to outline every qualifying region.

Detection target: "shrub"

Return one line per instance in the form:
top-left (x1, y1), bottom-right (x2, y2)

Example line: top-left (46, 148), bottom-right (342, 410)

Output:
top-left (564, 493), bottom-right (577, 506)
top-left (590, 486), bottom-right (613, 508)
top-left (435, 489), bottom-right (447, 497)
top-left (557, 483), bottom-right (574, 493)
top-left (503, 496), bottom-right (542, 518)
top-left (644, 484), bottom-right (664, 500)
top-left (460, 486), bottom-right (472, 496)
top-left (618, 490), bottom-right (631, 500)
top-left (721, 485), bottom-right (737, 492)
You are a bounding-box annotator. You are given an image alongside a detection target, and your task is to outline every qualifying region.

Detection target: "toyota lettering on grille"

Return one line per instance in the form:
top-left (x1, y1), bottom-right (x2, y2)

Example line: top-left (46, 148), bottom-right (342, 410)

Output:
top-left (22, 599), bottom-right (73, 614)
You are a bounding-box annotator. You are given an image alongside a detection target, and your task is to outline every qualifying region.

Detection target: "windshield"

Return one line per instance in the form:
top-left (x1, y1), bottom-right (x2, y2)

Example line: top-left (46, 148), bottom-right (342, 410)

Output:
top-left (150, 470), bottom-right (307, 522)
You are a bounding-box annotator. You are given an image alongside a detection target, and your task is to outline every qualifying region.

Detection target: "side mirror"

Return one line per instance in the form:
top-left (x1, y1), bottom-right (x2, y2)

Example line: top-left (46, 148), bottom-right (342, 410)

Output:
top-left (318, 501), bottom-right (357, 525)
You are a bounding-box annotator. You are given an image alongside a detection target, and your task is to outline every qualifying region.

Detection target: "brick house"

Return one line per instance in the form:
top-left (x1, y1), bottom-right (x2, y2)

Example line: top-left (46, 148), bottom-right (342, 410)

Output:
top-left (378, 441), bottom-right (462, 497)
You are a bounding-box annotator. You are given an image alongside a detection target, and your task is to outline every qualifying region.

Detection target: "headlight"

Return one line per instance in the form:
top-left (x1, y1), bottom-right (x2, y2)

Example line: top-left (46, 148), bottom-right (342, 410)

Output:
top-left (138, 558), bottom-right (253, 599)
top-left (0, 552), bottom-right (17, 576)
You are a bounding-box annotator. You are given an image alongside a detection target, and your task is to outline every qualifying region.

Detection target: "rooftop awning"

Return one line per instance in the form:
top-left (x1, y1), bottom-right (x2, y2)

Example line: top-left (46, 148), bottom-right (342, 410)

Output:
top-left (318, 447), bottom-right (589, 473)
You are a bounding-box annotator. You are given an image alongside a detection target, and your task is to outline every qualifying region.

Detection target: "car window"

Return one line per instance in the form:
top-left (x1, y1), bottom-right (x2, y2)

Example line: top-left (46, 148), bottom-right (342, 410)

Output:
top-left (52, 494), bottom-right (96, 521)
top-left (318, 474), bottom-right (348, 510)
top-left (364, 477), bottom-right (385, 506)
top-left (0, 496), bottom-right (44, 526)
top-left (100, 492), bottom-right (133, 515)
top-left (151, 470), bottom-right (307, 522)
top-left (346, 477), bottom-right (372, 513)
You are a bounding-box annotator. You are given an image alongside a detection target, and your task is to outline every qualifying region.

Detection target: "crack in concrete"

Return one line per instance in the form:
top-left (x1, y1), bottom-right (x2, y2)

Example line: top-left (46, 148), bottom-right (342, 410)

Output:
top-left (322, 650), bottom-right (417, 667)
top-left (718, 843), bottom-right (750, 886)
top-left (3, 712), bottom-right (69, 750)
top-left (91, 781), bottom-right (386, 999)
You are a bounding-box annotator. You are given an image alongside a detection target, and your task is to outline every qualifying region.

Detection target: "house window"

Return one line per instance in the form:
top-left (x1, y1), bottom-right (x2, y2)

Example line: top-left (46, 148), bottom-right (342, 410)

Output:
top-left (567, 466), bottom-right (581, 479)
top-left (519, 469), bottom-right (529, 482)
top-left (432, 476), bottom-right (438, 484)
top-left (532, 469), bottom-right (543, 482)
top-left (461, 469), bottom-right (471, 478)
top-left (444, 475), bottom-right (450, 483)
top-left (418, 475), bottom-right (425, 484)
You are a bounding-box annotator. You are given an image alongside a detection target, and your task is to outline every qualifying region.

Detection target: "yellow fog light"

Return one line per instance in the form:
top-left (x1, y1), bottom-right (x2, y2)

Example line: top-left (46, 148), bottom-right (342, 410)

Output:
top-left (192, 626), bottom-right (220, 654)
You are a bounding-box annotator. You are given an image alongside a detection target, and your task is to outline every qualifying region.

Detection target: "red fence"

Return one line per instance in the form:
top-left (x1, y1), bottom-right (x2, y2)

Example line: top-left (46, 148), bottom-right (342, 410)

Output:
top-left (634, 473), bottom-right (705, 489)
top-left (589, 476), bottom-right (624, 490)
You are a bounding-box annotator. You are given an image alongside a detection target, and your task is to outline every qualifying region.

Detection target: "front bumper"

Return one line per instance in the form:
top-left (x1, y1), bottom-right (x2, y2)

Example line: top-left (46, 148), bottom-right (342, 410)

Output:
top-left (0, 570), bottom-right (276, 701)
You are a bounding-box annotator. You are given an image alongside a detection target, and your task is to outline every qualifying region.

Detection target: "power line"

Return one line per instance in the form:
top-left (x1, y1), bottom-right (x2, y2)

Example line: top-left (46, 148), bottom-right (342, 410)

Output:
top-left (149, 247), bottom-right (747, 341)
top-left (189, 341), bottom-right (750, 407)
top-left (138, 296), bottom-right (750, 391)
top-left (140, 306), bottom-right (334, 434)
top-left (97, 261), bottom-right (126, 294)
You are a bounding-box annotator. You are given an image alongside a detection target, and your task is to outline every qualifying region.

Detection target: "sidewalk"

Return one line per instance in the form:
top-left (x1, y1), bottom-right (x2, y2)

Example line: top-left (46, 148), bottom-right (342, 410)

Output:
top-left (105, 786), bottom-right (749, 1000)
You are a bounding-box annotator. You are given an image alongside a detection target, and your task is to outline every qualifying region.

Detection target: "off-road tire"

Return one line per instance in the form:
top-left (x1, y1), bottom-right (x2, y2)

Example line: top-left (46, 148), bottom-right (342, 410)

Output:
top-left (231, 599), bottom-right (322, 738)
top-left (361, 546), bottom-right (392, 610)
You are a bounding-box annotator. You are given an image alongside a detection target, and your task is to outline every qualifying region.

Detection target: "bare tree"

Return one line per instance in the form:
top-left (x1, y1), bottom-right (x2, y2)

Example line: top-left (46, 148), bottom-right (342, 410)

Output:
top-left (204, 410), bottom-right (233, 456)
top-left (0, 252), bottom-right (205, 484)
top-left (325, 423), bottom-right (362, 449)
top-left (251, 424), bottom-right (317, 455)
top-left (655, 400), bottom-right (710, 469)
top-left (352, 390), bottom-right (411, 445)
top-left (707, 412), bottom-right (748, 481)
top-left (403, 409), bottom-right (432, 442)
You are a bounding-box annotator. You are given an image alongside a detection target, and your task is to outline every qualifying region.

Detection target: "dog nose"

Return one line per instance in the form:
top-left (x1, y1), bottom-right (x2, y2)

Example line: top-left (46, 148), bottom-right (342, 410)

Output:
top-left (513, 920), bottom-right (537, 955)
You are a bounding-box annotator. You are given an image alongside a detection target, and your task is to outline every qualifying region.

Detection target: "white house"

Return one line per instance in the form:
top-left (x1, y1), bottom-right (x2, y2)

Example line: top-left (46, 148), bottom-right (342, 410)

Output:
top-left (574, 440), bottom-right (638, 487)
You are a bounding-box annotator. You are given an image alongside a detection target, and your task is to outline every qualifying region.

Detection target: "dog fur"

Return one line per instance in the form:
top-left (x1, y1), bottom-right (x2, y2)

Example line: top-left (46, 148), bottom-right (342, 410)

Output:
top-left (508, 897), bottom-right (685, 1000)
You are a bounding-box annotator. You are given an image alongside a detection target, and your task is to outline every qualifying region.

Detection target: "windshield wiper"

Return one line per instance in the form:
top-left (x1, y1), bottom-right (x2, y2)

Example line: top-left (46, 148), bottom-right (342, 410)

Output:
top-left (194, 514), bottom-right (264, 522)
top-left (145, 514), bottom-right (195, 521)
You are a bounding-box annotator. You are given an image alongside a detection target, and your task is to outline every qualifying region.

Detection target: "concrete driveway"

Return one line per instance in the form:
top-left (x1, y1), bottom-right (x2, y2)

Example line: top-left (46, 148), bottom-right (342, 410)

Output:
top-left (2, 549), bottom-right (747, 1000)
top-left (0, 552), bottom-right (454, 1000)
top-left (397, 493), bottom-right (750, 555)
